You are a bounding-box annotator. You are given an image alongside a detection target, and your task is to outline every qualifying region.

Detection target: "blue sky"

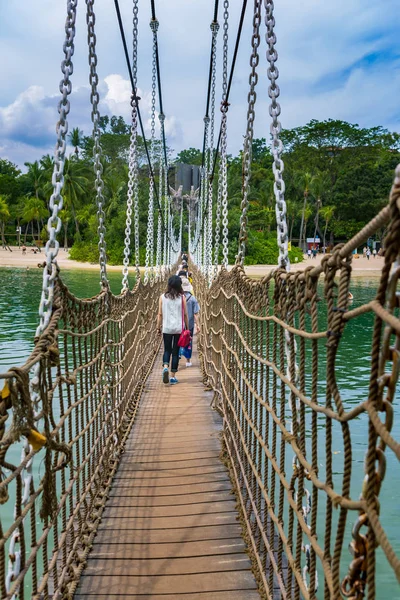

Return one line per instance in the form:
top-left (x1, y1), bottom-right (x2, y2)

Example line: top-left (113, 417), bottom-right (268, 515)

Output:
top-left (0, 0), bottom-right (399, 169)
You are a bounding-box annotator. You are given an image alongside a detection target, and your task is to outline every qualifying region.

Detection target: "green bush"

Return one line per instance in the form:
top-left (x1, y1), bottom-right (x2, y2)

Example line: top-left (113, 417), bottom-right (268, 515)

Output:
top-left (288, 245), bottom-right (304, 264)
top-left (69, 241), bottom-right (99, 263)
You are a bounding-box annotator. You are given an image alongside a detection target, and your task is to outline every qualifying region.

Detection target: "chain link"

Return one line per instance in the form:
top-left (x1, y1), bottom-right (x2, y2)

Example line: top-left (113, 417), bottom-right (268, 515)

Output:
top-left (25, 1), bottom-right (78, 595)
top-left (265, 0), bottom-right (289, 270)
top-left (87, 0), bottom-right (108, 287)
top-left (156, 128), bottom-right (164, 277)
top-left (220, 0), bottom-right (229, 269)
top-left (36, 0), bottom-right (77, 338)
top-left (207, 21), bottom-right (219, 283)
top-left (122, 8), bottom-right (140, 294)
top-left (163, 164), bottom-right (168, 267)
top-left (236, 0), bottom-right (261, 265)
top-left (129, 0), bottom-right (140, 278)
top-left (144, 19), bottom-right (159, 284)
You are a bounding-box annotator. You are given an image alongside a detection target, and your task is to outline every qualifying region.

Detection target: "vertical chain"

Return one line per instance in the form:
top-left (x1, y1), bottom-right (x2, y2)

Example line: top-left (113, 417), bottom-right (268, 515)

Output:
top-left (208, 21), bottom-right (219, 283)
top-left (121, 0), bottom-right (139, 291)
top-left (163, 165), bottom-right (168, 267)
top-left (203, 117), bottom-right (210, 274)
top-left (265, 0), bottom-right (289, 270)
top-left (145, 18), bottom-right (159, 284)
top-left (214, 171), bottom-right (222, 276)
top-left (179, 201), bottom-right (183, 253)
top-left (236, 0), bottom-right (262, 265)
top-left (156, 129), bottom-right (164, 277)
top-left (220, 0), bottom-right (229, 269)
top-left (133, 0), bottom-right (140, 277)
top-left (36, 0), bottom-right (77, 338)
top-left (87, 0), bottom-right (108, 287)
top-left (23, 4), bottom-right (78, 592)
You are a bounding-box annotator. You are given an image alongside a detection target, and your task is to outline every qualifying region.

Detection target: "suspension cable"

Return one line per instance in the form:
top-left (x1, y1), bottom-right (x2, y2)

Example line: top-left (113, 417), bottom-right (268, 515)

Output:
top-left (150, 0), bottom-right (169, 171)
top-left (113, 0), bottom-right (173, 247)
top-left (193, 0), bottom-right (248, 252)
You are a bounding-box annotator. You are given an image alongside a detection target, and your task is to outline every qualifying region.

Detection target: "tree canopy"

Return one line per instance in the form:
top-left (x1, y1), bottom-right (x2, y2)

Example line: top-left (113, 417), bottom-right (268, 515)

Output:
top-left (0, 118), bottom-right (398, 262)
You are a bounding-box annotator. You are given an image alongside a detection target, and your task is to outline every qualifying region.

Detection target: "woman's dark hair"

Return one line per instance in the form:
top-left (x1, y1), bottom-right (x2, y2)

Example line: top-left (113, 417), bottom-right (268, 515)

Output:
top-left (182, 253), bottom-right (188, 260)
top-left (165, 275), bottom-right (183, 299)
top-left (178, 270), bottom-right (188, 277)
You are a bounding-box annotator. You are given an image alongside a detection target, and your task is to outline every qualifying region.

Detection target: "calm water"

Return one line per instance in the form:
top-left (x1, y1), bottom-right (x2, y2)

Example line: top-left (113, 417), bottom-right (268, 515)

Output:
top-left (0, 268), bottom-right (398, 598)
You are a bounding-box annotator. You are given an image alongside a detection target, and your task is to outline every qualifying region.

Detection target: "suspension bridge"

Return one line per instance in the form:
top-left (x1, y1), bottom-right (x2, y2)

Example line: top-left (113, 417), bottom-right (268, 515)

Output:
top-left (0, 1), bottom-right (399, 599)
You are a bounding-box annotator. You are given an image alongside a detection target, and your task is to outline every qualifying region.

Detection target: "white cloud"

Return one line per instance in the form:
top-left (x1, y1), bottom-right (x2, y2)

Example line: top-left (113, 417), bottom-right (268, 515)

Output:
top-left (0, 0), bottom-right (399, 168)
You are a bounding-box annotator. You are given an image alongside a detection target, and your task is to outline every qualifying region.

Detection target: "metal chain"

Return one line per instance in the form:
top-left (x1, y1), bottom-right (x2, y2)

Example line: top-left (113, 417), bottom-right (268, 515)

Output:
top-left (220, 0), bottom-right (229, 269)
top-left (236, 0), bottom-right (262, 265)
top-left (265, 0), bottom-right (289, 270)
top-left (36, 0), bottom-right (77, 338)
top-left (87, 0), bottom-right (108, 287)
top-left (163, 165), bottom-right (168, 267)
top-left (133, 0), bottom-right (140, 277)
top-left (23, 2), bottom-right (78, 596)
top-left (213, 168), bottom-right (223, 276)
top-left (145, 18), bottom-right (159, 284)
top-left (156, 128), bottom-right (164, 277)
top-left (122, 0), bottom-right (139, 291)
top-left (207, 21), bottom-right (219, 283)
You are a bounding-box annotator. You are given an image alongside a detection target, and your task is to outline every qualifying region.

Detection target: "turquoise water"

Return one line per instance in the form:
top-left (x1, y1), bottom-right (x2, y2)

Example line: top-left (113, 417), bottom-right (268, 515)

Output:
top-left (0, 269), bottom-right (398, 598)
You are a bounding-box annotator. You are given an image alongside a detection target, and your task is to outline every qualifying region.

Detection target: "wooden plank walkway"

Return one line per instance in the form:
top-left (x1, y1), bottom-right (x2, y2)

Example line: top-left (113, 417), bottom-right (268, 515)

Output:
top-left (75, 343), bottom-right (259, 599)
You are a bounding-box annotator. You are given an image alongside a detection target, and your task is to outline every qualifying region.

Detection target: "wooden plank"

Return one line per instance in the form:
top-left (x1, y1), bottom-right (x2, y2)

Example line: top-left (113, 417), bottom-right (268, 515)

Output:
top-left (112, 474), bottom-right (230, 486)
top-left (101, 500), bottom-right (237, 518)
top-left (94, 524), bottom-right (243, 545)
top-left (82, 554), bottom-right (252, 577)
top-left (115, 465), bottom-right (226, 477)
top-left (106, 492), bottom-right (235, 506)
top-left (107, 481), bottom-right (232, 496)
top-left (98, 512), bottom-right (239, 530)
top-left (77, 571), bottom-right (257, 596)
top-left (76, 592), bottom-right (261, 600)
top-left (89, 539), bottom-right (246, 560)
top-left (112, 458), bottom-right (224, 472)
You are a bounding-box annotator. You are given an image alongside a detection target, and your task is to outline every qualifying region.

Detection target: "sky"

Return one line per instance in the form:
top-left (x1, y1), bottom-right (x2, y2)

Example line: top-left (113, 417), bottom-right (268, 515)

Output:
top-left (0, 0), bottom-right (399, 170)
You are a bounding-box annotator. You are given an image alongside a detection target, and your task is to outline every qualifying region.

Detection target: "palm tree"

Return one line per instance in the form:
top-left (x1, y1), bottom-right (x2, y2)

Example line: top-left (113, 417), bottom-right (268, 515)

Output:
top-left (286, 200), bottom-right (298, 243)
top-left (320, 205), bottom-right (336, 252)
top-left (310, 172), bottom-right (330, 247)
top-left (295, 172), bottom-right (314, 251)
top-left (0, 196), bottom-right (10, 246)
top-left (24, 161), bottom-right (45, 200)
top-left (59, 209), bottom-right (71, 250)
top-left (68, 127), bottom-right (84, 157)
top-left (62, 158), bottom-right (91, 237)
top-left (22, 197), bottom-right (48, 242)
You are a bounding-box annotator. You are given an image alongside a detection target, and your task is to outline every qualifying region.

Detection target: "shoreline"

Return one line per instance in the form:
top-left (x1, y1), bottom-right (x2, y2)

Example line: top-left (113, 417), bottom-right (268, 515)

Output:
top-left (0, 246), bottom-right (384, 278)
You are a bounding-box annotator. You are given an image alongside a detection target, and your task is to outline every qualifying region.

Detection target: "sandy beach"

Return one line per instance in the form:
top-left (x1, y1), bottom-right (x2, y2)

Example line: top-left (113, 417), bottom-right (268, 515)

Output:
top-left (0, 246), bottom-right (384, 278)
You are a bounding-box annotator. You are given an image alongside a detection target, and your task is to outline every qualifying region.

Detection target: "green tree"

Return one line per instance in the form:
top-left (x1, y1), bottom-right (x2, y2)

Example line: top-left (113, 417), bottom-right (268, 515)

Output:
top-left (22, 197), bottom-right (48, 242)
top-left (320, 205), bottom-right (335, 251)
top-left (24, 161), bottom-right (45, 201)
top-left (68, 127), bottom-right (84, 157)
top-left (175, 148), bottom-right (203, 165)
top-left (295, 171), bottom-right (314, 250)
top-left (0, 195), bottom-right (11, 246)
top-left (310, 171), bottom-right (330, 245)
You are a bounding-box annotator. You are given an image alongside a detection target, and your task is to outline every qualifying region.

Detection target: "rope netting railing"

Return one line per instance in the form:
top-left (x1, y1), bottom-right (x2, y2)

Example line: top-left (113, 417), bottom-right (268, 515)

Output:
top-left (0, 274), bottom-right (167, 599)
top-left (193, 167), bottom-right (400, 599)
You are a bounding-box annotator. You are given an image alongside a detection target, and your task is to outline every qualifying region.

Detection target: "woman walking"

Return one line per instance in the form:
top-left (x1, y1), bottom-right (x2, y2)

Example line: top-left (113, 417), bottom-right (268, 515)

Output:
top-left (157, 276), bottom-right (189, 385)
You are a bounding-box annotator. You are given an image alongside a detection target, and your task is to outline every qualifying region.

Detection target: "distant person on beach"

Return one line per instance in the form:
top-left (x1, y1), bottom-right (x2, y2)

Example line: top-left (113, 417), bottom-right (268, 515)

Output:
top-left (22, 245), bottom-right (26, 255)
top-left (372, 248), bottom-right (377, 258)
top-left (307, 248), bottom-right (312, 259)
top-left (366, 247), bottom-right (371, 260)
